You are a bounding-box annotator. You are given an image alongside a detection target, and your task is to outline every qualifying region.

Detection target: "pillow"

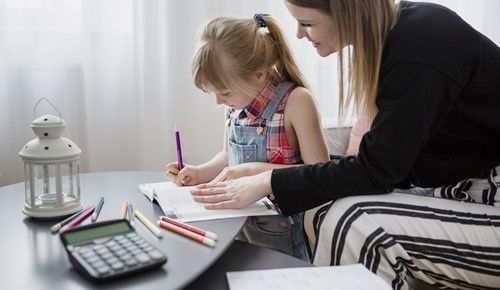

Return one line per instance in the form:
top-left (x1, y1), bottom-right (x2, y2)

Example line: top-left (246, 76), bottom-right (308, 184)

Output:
top-left (345, 116), bottom-right (371, 155)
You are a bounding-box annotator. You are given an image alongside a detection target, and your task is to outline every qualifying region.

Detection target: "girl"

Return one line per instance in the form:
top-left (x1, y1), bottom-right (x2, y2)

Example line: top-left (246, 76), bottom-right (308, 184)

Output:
top-left (166, 14), bottom-right (329, 260)
top-left (191, 1), bottom-right (500, 289)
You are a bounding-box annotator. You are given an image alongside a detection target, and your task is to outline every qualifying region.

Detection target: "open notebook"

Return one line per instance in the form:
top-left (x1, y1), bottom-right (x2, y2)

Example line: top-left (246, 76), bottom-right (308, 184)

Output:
top-left (138, 182), bottom-right (278, 222)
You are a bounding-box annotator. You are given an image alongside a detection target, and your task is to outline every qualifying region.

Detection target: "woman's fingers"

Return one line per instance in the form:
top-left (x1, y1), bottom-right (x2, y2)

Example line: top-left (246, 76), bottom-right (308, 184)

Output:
top-left (195, 182), bottom-right (225, 190)
top-left (204, 200), bottom-right (238, 209)
top-left (192, 191), bottom-right (231, 203)
top-left (191, 185), bottom-right (225, 196)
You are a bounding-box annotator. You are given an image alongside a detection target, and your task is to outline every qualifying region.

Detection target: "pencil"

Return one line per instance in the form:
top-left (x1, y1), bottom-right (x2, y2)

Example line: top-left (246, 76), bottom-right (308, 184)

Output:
top-left (134, 210), bottom-right (162, 238)
top-left (91, 197), bottom-right (104, 222)
top-left (158, 220), bottom-right (215, 247)
top-left (50, 208), bottom-right (86, 233)
top-left (160, 216), bottom-right (217, 240)
top-left (120, 200), bottom-right (128, 219)
top-left (128, 203), bottom-right (135, 226)
top-left (174, 124), bottom-right (184, 170)
top-left (60, 206), bottom-right (95, 233)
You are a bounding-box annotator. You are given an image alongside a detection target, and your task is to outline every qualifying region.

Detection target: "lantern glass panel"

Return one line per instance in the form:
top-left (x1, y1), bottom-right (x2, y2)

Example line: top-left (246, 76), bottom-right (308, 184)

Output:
top-left (32, 163), bottom-right (57, 207)
top-left (24, 163), bottom-right (32, 205)
top-left (60, 161), bottom-right (79, 205)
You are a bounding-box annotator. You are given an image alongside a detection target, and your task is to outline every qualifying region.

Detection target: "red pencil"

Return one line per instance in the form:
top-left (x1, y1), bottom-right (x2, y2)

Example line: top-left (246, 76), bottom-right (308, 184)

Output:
top-left (160, 216), bottom-right (218, 240)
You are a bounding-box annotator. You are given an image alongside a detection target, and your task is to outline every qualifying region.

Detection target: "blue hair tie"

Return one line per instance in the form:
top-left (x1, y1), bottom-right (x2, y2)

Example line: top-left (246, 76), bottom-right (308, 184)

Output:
top-left (254, 13), bottom-right (270, 28)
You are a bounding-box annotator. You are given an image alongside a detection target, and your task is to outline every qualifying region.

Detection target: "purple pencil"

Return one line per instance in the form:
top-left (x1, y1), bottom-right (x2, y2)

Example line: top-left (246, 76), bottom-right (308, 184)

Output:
top-left (174, 124), bottom-right (184, 170)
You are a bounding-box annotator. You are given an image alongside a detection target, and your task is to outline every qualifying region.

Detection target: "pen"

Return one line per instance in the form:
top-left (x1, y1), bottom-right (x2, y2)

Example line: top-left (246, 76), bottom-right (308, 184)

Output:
top-left (60, 207), bottom-right (95, 233)
top-left (91, 197), bottom-right (104, 222)
top-left (134, 210), bottom-right (162, 238)
top-left (120, 200), bottom-right (128, 219)
top-left (50, 208), bottom-right (86, 233)
top-left (128, 203), bottom-right (135, 226)
top-left (160, 216), bottom-right (217, 240)
top-left (158, 220), bottom-right (215, 247)
top-left (174, 124), bottom-right (184, 170)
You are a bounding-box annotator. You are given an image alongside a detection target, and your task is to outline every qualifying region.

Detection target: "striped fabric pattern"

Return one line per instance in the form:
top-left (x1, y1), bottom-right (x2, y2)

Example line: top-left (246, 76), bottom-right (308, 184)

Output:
top-left (304, 192), bottom-right (500, 290)
top-left (433, 165), bottom-right (500, 206)
top-left (226, 82), bottom-right (302, 165)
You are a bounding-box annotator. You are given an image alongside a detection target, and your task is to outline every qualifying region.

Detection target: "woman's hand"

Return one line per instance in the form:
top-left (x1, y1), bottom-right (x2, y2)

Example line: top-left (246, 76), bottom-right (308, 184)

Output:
top-left (165, 162), bottom-right (202, 186)
top-left (210, 163), bottom-right (258, 183)
top-left (191, 170), bottom-right (273, 209)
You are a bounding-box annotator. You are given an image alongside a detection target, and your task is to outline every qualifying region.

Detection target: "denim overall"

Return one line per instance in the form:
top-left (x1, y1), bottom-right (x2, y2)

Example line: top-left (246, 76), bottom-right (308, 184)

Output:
top-left (228, 81), bottom-right (308, 260)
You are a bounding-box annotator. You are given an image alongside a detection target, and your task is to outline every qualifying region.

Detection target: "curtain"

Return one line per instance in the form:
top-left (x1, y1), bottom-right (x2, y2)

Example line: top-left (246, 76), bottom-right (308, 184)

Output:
top-left (1, 0), bottom-right (498, 186)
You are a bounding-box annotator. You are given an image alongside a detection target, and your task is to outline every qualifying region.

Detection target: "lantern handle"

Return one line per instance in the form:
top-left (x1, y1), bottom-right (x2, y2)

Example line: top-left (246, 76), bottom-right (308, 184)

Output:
top-left (33, 97), bottom-right (62, 122)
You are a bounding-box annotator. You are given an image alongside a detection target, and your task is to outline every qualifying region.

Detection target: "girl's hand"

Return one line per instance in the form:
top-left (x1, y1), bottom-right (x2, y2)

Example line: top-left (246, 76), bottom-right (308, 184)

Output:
top-left (210, 163), bottom-right (257, 183)
top-left (190, 171), bottom-right (273, 209)
top-left (165, 162), bottom-right (201, 186)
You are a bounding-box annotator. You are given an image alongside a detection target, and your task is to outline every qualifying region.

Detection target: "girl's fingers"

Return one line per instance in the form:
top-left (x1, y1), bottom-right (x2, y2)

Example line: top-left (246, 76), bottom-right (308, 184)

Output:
top-left (166, 171), bottom-right (177, 180)
top-left (166, 163), bottom-right (180, 175)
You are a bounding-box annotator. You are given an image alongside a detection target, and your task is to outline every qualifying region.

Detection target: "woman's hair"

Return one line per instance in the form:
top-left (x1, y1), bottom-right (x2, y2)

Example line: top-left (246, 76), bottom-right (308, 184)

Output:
top-left (287, 0), bottom-right (398, 121)
top-left (192, 15), bottom-right (308, 95)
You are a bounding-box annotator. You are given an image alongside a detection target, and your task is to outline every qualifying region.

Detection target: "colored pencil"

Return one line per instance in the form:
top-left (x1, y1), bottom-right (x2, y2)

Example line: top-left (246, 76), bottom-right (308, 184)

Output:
top-left (50, 208), bottom-right (86, 233)
top-left (91, 197), bottom-right (104, 222)
top-left (158, 220), bottom-right (215, 247)
top-left (174, 124), bottom-right (184, 170)
top-left (60, 207), bottom-right (95, 233)
top-left (160, 216), bottom-right (217, 240)
top-left (128, 203), bottom-right (135, 226)
top-left (120, 200), bottom-right (128, 219)
top-left (134, 210), bottom-right (162, 238)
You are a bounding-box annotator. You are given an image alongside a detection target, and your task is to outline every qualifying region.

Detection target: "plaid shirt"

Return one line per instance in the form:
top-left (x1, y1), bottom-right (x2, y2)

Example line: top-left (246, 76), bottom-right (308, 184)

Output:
top-left (226, 82), bottom-right (302, 165)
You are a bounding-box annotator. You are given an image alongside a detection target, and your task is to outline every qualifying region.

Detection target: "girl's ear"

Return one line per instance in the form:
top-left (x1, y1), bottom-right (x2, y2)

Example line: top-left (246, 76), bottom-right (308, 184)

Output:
top-left (254, 68), bottom-right (269, 83)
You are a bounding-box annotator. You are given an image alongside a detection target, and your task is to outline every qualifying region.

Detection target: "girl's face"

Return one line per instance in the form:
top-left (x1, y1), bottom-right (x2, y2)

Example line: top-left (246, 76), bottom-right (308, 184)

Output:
top-left (206, 72), bottom-right (267, 110)
top-left (284, 1), bottom-right (338, 57)
top-left (208, 85), bottom-right (255, 110)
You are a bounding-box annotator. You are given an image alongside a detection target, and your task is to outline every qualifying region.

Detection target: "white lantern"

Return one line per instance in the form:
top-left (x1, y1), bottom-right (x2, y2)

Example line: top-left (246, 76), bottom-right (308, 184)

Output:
top-left (19, 98), bottom-right (82, 218)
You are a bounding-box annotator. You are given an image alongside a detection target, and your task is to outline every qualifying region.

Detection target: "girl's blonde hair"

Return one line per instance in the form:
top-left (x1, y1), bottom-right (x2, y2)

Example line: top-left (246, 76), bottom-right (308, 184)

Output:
top-left (192, 15), bottom-right (308, 95)
top-left (287, 0), bottom-right (398, 121)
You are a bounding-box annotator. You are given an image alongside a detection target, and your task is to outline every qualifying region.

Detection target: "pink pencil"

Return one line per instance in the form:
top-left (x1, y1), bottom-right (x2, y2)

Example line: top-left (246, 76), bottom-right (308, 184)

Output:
top-left (160, 216), bottom-right (217, 240)
top-left (60, 206), bottom-right (95, 233)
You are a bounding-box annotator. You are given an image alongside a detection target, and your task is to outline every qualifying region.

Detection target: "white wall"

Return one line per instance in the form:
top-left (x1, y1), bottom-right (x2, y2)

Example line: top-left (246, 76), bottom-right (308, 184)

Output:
top-left (1, 0), bottom-right (499, 187)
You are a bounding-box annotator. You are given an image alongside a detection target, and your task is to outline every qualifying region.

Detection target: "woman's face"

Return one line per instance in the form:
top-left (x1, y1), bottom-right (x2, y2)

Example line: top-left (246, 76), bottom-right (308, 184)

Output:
top-left (284, 1), bottom-right (338, 57)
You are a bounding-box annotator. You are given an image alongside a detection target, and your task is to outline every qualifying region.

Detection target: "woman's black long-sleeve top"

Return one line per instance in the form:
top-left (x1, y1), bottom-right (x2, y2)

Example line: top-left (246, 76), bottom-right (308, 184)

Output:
top-left (271, 1), bottom-right (500, 216)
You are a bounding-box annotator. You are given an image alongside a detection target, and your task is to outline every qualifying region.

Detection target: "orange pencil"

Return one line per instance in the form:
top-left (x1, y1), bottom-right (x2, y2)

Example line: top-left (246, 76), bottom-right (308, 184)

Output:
top-left (157, 220), bottom-right (215, 247)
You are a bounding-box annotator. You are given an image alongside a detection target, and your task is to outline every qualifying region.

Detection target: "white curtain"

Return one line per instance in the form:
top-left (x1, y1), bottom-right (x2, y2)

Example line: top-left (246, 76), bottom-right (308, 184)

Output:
top-left (1, 0), bottom-right (499, 186)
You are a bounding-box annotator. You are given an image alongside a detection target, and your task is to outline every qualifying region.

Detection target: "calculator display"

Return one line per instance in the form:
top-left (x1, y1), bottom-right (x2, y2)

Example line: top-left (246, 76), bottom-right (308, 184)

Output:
top-left (64, 222), bottom-right (131, 244)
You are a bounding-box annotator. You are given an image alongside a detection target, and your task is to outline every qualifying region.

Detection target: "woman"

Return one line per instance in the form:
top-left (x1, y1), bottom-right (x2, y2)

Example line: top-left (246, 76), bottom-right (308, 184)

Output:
top-left (191, 1), bottom-right (500, 289)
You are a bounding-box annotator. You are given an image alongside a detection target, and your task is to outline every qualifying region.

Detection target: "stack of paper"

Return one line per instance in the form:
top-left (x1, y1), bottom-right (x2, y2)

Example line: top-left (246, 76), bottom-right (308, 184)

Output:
top-left (226, 264), bottom-right (392, 290)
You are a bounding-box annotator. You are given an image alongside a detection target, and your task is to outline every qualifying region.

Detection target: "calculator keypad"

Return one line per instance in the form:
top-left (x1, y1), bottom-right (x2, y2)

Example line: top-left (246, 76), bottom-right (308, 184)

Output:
top-left (69, 232), bottom-right (166, 278)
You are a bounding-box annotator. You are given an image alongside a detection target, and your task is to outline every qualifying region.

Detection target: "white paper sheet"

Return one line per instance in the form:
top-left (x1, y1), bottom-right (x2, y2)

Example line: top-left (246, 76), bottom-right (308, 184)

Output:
top-left (138, 182), bottom-right (278, 222)
top-left (226, 264), bottom-right (392, 290)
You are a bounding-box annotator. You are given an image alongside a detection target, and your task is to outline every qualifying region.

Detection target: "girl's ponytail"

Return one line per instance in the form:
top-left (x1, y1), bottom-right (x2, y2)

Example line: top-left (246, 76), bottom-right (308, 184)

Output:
top-left (262, 16), bottom-right (309, 90)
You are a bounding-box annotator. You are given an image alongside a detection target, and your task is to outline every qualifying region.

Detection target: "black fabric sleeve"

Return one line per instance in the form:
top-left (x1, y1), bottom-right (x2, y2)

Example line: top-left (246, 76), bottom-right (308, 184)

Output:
top-left (271, 62), bottom-right (462, 216)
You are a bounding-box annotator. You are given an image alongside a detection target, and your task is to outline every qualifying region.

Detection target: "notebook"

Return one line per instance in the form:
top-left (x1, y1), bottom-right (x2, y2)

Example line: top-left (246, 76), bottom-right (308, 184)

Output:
top-left (138, 182), bottom-right (278, 222)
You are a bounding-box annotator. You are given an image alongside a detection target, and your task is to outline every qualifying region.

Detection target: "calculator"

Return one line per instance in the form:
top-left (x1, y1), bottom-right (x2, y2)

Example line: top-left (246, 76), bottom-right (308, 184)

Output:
top-left (60, 219), bottom-right (167, 281)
